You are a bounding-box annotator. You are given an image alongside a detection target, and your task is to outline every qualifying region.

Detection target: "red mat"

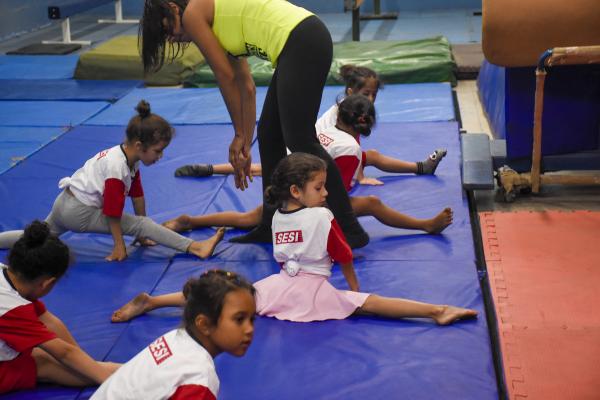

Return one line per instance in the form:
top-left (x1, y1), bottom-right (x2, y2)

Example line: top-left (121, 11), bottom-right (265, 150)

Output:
top-left (480, 211), bottom-right (600, 400)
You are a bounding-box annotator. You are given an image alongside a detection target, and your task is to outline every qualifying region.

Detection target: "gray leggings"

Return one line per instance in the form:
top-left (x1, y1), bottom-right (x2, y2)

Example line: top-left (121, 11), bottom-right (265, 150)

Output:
top-left (0, 190), bottom-right (193, 252)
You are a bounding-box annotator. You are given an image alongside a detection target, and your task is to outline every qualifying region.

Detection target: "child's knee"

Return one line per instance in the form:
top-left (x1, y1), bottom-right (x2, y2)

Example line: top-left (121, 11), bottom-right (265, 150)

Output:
top-left (366, 195), bottom-right (382, 207)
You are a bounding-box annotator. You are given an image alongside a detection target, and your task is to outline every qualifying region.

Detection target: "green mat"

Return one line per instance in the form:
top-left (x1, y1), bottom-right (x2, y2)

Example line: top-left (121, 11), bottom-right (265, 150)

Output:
top-left (184, 37), bottom-right (456, 88)
top-left (74, 36), bottom-right (205, 86)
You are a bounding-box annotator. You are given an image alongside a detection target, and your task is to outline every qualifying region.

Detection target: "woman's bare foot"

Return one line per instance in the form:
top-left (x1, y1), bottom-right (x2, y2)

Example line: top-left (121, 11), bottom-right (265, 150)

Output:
top-left (424, 207), bottom-right (453, 234)
top-left (111, 293), bottom-right (151, 323)
top-left (432, 305), bottom-right (478, 325)
top-left (188, 227), bottom-right (226, 259)
top-left (163, 215), bottom-right (193, 232)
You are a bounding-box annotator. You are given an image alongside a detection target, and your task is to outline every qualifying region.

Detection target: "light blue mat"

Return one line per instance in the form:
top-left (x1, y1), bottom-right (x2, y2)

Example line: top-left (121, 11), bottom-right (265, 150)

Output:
top-left (0, 101), bottom-right (109, 127)
top-left (84, 83), bottom-right (455, 126)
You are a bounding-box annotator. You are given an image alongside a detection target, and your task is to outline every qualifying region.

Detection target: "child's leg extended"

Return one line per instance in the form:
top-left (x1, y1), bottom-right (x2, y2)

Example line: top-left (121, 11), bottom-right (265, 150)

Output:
top-left (350, 196), bottom-right (453, 234)
top-left (83, 207), bottom-right (224, 259)
top-left (364, 149), bottom-right (418, 173)
top-left (175, 163), bottom-right (262, 177)
top-left (356, 295), bottom-right (477, 325)
top-left (164, 206), bottom-right (263, 232)
top-left (112, 292), bottom-right (185, 323)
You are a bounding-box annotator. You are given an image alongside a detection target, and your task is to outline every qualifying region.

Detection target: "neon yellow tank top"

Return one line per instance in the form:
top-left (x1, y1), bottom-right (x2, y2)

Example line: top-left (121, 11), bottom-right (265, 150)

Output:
top-left (212, 0), bottom-right (313, 67)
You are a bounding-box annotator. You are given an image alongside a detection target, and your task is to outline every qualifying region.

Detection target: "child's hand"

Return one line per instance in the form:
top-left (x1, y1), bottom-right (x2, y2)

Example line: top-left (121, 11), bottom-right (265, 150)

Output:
top-left (106, 245), bottom-right (127, 262)
top-left (359, 176), bottom-right (384, 186)
top-left (132, 237), bottom-right (157, 247)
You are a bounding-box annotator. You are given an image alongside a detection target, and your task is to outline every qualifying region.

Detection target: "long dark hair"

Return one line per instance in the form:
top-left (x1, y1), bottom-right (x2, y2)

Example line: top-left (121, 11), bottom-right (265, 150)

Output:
top-left (337, 94), bottom-right (376, 137)
top-left (140, 0), bottom-right (189, 73)
top-left (183, 270), bottom-right (255, 326)
top-left (264, 153), bottom-right (327, 206)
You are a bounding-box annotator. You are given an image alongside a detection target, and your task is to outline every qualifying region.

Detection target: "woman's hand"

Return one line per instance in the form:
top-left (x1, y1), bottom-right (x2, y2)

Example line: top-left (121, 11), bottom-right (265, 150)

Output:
top-left (229, 135), bottom-right (253, 190)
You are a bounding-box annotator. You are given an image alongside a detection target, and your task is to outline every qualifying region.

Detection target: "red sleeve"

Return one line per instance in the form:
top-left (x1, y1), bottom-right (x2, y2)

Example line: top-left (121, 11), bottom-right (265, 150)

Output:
top-left (361, 151), bottom-right (367, 169)
top-left (327, 219), bottom-right (353, 264)
top-left (129, 170), bottom-right (144, 198)
top-left (0, 304), bottom-right (57, 352)
top-left (334, 155), bottom-right (360, 192)
top-left (32, 300), bottom-right (47, 316)
top-left (169, 384), bottom-right (216, 400)
top-left (103, 178), bottom-right (126, 218)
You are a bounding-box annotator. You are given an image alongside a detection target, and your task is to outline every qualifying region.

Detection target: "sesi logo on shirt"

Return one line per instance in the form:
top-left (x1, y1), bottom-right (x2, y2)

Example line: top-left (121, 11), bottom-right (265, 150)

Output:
top-left (275, 230), bottom-right (303, 244)
top-left (148, 336), bottom-right (173, 365)
top-left (96, 149), bottom-right (109, 160)
top-left (318, 133), bottom-right (334, 147)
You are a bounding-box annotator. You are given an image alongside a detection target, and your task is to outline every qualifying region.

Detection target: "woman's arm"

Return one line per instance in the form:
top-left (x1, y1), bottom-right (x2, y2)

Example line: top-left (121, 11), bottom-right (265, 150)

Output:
top-left (182, 3), bottom-right (254, 189)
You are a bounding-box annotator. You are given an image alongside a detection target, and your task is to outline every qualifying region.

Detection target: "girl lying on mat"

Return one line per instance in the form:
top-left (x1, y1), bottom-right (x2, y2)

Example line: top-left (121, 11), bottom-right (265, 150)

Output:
top-left (92, 270), bottom-right (255, 400)
top-left (0, 100), bottom-right (224, 262)
top-left (112, 153), bottom-right (476, 324)
top-left (0, 221), bottom-right (120, 395)
top-left (176, 64), bottom-right (447, 180)
top-left (164, 94), bottom-right (453, 236)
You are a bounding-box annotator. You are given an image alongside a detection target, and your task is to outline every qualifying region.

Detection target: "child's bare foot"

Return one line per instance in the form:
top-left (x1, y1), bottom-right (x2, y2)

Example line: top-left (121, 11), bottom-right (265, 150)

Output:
top-left (111, 293), bottom-right (151, 323)
top-left (188, 227), bottom-right (226, 259)
top-left (163, 215), bottom-right (193, 232)
top-left (433, 305), bottom-right (478, 325)
top-left (424, 207), bottom-right (453, 234)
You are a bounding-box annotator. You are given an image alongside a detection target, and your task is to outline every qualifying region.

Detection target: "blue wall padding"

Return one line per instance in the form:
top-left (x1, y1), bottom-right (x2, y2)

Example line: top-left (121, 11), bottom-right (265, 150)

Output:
top-left (478, 60), bottom-right (600, 158)
top-left (0, 80), bottom-right (141, 102)
top-left (0, 55), bottom-right (79, 80)
top-left (0, 101), bottom-right (109, 127)
top-left (0, 127), bottom-right (67, 174)
top-left (477, 60), bottom-right (506, 139)
top-left (84, 83), bottom-right (455, 126)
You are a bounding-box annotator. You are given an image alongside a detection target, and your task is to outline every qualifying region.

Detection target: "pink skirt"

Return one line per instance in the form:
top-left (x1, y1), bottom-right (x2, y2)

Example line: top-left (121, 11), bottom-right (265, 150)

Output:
top-left (254, 270), bottom-right (370, 322)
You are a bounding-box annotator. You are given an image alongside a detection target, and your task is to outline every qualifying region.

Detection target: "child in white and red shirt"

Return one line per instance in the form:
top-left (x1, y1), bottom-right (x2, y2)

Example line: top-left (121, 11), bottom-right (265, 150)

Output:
top-left (110, 154), bottom-right (477, 325)
top-left (0, 100), bottom-right (224, 261)
top-left (0, 221), bottom-right (119, 394)
top-left (93, 270), bottom-right (255, 400)
top-left (164, 94), bottom-right (453, 237)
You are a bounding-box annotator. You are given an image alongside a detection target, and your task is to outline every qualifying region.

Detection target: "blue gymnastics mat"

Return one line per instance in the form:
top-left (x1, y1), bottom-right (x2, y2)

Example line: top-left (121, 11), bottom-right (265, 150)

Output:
top-left (0, 118), bottom-right (497, 398)
top-left (0, 101), bottom-right (109, 127)
top-left (0, 55), bottom-right (79, 80)
top-left (0, 127), bottom-right (68, 175)
top-left (84, 83), bottom-right (455, 126)
top-left (0, 80), bottom-right (141, 102)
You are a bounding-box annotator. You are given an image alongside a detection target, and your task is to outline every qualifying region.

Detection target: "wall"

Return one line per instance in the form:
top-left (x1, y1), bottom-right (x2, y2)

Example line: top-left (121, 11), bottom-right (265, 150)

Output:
top-left (0, 0), bottom-right (481, 41)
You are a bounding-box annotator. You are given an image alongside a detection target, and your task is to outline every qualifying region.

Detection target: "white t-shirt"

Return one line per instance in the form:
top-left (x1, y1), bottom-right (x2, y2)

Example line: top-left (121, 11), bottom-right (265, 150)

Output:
top-left (59, 144), bottom-right (143, 217)
top-left (315, 104), bottom-right (338, 135)
top-left (317, 125), bottom-right (364, 191)
top-left (272, 207), bottom-right (352, 277)
top-left (91, 329), bottom-right (219, 400)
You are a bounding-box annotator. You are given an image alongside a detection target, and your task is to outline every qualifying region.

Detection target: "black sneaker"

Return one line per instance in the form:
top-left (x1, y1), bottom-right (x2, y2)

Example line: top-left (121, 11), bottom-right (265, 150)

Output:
top-left (174, 164), bottom-right (214, 177)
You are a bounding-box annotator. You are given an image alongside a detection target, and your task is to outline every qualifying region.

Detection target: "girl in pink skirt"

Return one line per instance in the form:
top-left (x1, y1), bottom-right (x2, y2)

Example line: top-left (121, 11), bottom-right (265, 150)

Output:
top-left (112, 153), bottom-right (477, 324)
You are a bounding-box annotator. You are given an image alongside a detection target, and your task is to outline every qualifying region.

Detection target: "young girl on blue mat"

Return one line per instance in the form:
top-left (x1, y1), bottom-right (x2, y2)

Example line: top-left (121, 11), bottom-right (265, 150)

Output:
top-left (112, 153), bottom-right (476, 324)
top-left (0, 100), bottom-right (224, 261)
top-left (92, 270), bottom-right (255, 399)
top-left (0, 221), bottom-right (120, 394)
top-left (175, 64), bottom-right (447, 180)
top-left (163, 94), bottom-right (453, 236)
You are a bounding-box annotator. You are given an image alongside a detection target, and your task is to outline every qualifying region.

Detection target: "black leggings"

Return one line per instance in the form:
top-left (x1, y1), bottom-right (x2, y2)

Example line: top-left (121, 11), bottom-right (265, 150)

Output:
top-left (257, 16), bottom-right (358, 231)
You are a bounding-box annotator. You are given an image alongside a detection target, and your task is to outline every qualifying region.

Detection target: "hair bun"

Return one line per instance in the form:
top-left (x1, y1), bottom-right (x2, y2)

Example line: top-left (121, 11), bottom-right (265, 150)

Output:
top-left (135, 100), bottom-right (151, 119)
top-left (23, 220), bottom-right (50, 247)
